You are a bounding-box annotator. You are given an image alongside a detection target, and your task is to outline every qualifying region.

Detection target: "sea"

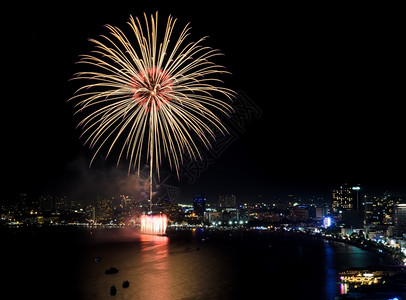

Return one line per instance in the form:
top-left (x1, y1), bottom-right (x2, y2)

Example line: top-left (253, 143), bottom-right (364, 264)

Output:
top-left (2, 227), bottom-right (393, 300)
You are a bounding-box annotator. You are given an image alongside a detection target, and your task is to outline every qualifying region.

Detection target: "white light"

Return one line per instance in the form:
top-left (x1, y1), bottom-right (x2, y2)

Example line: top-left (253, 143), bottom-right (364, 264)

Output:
top-left (323, 216), bottom-right (332, 228)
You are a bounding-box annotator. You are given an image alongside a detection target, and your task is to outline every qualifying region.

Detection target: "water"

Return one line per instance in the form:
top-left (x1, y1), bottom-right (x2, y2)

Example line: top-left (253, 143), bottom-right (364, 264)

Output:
top-left (2, 227), bottom-right (392, 299)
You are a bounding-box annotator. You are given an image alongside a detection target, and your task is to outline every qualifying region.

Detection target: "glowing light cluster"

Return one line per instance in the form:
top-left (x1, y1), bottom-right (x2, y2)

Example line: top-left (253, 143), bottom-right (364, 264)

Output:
top-left (339, 273), bottom-right (381, 285)
top-left (323, 216), bottom-right (332, 228)
top-left (140, 214), bottom-right (168, 235)
top-left (129, 67), bottom-right (174, 112)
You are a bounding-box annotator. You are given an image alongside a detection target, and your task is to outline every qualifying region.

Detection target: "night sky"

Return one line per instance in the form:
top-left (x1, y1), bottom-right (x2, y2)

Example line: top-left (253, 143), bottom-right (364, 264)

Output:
top-left (5, 2), bottom-right (405, 203)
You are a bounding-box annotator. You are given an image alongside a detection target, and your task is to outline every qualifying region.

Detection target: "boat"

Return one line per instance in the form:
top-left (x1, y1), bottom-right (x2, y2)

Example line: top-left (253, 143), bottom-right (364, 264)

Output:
top-left (122, 280), bottom-right (130, 288)
top-left (105, 267), bottom-right (119, 274)
top-left (110, 285), bottom-right (117, 295)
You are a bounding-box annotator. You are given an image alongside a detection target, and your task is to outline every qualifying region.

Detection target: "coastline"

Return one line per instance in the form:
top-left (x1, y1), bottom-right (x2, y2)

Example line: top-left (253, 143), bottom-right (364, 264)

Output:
top-left (3, 225), bottom-right (402, 299)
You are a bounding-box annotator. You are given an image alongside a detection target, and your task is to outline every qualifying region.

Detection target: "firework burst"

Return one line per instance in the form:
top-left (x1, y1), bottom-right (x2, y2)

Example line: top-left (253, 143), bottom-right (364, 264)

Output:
top-left (69, 12), bottom-right (234, 204)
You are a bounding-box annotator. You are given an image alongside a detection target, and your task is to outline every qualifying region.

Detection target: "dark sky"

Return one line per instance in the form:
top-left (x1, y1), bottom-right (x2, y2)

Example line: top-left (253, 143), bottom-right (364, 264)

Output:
top-left (5, 2), bottom-right (405, 203)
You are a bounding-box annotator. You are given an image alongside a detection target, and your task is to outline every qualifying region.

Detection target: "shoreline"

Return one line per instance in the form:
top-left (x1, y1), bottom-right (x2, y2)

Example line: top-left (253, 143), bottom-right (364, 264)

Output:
top-left (3, 224), bottom-right (403, 265)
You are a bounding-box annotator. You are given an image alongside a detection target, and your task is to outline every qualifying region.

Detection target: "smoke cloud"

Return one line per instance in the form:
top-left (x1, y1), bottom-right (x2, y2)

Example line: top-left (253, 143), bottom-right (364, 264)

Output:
top-left (64, 154), bottom-right (152, 203)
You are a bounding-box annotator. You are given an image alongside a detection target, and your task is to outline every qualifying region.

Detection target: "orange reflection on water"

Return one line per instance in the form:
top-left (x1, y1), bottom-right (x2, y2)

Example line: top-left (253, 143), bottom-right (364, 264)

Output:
top-left (138, 233), bottom-right (171, 299)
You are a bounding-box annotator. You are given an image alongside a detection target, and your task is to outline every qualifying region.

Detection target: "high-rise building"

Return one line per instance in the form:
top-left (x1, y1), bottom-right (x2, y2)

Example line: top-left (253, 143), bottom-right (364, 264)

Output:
top-left (96, 198), bottom-right (113, 221)
top-left (218, 194), bottom-right (236, 208)
top-left (332, 184), bottom-right (362, 212)
top-left (393, 204), bottom-right (406, 236)
top-left (193, 194), bottom-right (206, 216)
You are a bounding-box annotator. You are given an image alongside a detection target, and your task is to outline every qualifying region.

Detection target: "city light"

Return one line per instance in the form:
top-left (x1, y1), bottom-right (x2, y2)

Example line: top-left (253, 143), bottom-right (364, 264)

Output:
top-left (323, 216), bottom-right (332, 228)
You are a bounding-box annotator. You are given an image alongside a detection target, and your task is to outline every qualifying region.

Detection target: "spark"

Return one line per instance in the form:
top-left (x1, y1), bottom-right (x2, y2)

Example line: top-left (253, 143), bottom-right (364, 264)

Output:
top-left (140, 214), bottom-right (168, 235)
top-left (69, 12), bottom-right (234, 206)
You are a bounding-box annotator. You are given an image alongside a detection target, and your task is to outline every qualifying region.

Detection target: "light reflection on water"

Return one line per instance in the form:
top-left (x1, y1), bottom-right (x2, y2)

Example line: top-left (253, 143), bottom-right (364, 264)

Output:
top-left (340, 283), bottom-right (349, 294)
top-left (71, 229), bottom-right (390, 300)
top-left (324, 241), bottom-right (338, 299)
top-left (137, 234), bottom-right (170, 300)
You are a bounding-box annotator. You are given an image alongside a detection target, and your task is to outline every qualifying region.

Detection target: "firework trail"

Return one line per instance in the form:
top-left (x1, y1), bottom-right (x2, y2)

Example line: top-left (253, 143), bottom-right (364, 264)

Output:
top-left (70, 12), bottom-right (234, 208)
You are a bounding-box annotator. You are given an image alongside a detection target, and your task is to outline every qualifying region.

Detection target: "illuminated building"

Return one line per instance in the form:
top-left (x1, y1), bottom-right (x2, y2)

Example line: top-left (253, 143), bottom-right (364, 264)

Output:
top-left (393, 204), bottom-right (406, 236)
top-left (96, 198), bottom-right (113, 222)
top-left (218, 194), bottom-right (236, 208)
top-left (364, 195), bottom-right (388, 226)
top-left (363, 195), bottom-right (375, 225)
top-left (332, 184), bottom-right (362, 212)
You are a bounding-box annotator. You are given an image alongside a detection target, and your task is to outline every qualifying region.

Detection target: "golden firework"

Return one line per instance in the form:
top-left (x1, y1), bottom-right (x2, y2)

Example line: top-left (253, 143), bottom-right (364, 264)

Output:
top-left (70, 12), bottom-right (234, 205)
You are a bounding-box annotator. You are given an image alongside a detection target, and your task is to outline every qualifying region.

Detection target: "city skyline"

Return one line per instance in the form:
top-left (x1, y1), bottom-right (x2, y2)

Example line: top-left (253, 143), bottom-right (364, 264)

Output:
top-left (5, 3), bottom-right (405, 203)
